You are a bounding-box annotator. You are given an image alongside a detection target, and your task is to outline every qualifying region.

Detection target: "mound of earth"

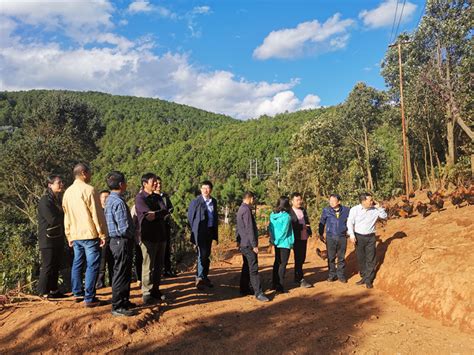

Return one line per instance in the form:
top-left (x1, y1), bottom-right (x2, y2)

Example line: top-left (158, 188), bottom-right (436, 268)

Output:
top-left (374, 201), bottom-right (474, 332)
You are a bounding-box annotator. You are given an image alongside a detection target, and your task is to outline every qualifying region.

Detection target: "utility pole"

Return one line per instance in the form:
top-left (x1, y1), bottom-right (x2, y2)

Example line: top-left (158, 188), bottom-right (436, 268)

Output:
top-left (255, 159), bottom-right (258, 180)
top-left (390, 40), bottom-right (412, 197)
top-left (275, 157), bottom-right (281, 187)
top-left (249, 159), bottom-right (253, 181)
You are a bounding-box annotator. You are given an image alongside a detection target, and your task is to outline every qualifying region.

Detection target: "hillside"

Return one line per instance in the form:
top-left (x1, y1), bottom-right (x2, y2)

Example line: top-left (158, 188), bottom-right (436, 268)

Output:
top-left (1, 202), bottom-right (473, 353)
top-left (0, 90), bottom-right (327, 192)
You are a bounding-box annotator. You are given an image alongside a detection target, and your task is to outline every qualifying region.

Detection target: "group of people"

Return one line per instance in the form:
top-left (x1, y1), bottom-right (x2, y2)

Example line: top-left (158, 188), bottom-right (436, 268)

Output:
top-left (37, 162), bottom-right (387, 316)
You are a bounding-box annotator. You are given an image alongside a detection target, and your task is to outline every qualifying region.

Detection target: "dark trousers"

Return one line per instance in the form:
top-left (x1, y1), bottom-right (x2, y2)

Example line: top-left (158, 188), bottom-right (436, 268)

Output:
top-left (134, 243), bottom-right (143, 282)
top-left (240, 246), bottom-right (262, 295)
top-left (355, 233), bottom-right (376, 284)
top-left (272, 247), bottom-right (291, 289)
top-left (164, 230), bottom-right (172, 273)
top-left (110, 238), bottom-right (133, 310)
top-left (326, 236), bottom-right (347, 280)
top-left (196, 236), bottom-right (213, 280)
top-left (96, 238), bottom-right (114, 288)
top-left (293, 239), bottom-right (308, 282)
top-left (38, 247), bottom-right (62, 295)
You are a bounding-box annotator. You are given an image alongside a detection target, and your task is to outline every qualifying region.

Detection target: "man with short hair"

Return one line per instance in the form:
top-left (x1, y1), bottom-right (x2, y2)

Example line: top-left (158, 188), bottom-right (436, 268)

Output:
top-left (319, 194), bottom-right (350, 283)
top-left (187, 180), bottom-right (218, 289)
top-left (104, 171), bottom-right (135, 317)
top-left (347, 192), bottom-right (387, 289)
top-left (96, 190), bottom-right (114, 289)
top-left (62, 163), bottom-right (107, 307)
top-left (154, 177), bottom-right (175, 277)
top-left (135, 173), bottom-right (168, 304)
top-left (289, 192), bottom-right (313, 288)
top-left (236, 191), bottom-right (269, 302)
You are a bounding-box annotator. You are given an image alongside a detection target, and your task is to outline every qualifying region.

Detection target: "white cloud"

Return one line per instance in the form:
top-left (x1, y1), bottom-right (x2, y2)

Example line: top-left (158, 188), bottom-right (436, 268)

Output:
top-left (253, 14), bottom-right (355, 60)
top-left (0, 2), bottom-right (320, 119)
top-left (359, 0), bottom-right (417, 29)
top-left (0, 0), bottom-right (114, 39)
top-left (127, 0), bottom-right (177, 19)
top-left (192, 6), bottom-right (211, 15)
top-left (128, 0), bottom-right (153, 14)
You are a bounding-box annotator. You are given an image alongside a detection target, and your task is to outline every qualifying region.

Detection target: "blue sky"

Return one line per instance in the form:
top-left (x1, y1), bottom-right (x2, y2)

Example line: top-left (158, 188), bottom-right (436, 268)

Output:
top-left (0, 0), bottom-right (423, 119)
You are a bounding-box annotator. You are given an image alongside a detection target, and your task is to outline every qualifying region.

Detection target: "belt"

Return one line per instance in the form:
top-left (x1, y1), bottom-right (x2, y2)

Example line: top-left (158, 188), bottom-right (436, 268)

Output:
top-left (354, 232), bottom-right (375, 237)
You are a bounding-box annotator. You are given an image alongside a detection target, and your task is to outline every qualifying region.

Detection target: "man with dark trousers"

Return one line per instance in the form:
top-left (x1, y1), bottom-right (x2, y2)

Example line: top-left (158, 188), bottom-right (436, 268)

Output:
top-left (347, 192), bottom-right (387, 289)
top-left (289, 192), bottom-right (313, 288)
top-left (104, 171), bottom-right (135, 316)
top-left (96, 189), bottom-right (114, 289)
top-left (154, 177), bottom-right (175, 277)
top-left (187, 180), bottom-right (218, 289)
top-left (318, 194), bottom-right (350, 283)
top-left (236, 192), bottom-right (269, 302)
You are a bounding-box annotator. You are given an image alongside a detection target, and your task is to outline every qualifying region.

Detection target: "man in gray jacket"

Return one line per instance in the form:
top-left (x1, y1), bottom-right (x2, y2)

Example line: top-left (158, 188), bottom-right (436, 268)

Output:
top-left (236, 192), bottom-right (269, 302)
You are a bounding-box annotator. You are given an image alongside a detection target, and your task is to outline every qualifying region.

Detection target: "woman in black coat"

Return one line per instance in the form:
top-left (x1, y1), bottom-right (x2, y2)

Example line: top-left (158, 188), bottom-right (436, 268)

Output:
top-left (37, 175), bottom-right (67, 298)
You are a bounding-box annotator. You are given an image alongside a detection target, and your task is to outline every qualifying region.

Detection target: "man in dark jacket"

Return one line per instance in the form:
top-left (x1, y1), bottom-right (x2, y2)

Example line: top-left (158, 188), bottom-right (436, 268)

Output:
top-left (289, 192), bottom-right (313, 288)
top-left (236, 192), bottom-right (269, 302)
top-left (318, 194), bottom-right (350, 283)
top-left (135, 173), bottom-right (169, 304)
top-left (187, 180), bottom-right (218, 289)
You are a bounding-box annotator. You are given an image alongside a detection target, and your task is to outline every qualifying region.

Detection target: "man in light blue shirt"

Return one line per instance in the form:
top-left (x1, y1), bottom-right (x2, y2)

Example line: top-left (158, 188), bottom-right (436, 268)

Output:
top-left (347, 192), bottom-right (387, 289)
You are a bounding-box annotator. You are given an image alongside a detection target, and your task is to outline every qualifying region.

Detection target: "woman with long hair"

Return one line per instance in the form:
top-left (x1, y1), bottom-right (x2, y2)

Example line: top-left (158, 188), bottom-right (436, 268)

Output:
top-left (37, 175), bottom-right (67, 299)
top-left (269, 196), bottom-right (294, 293)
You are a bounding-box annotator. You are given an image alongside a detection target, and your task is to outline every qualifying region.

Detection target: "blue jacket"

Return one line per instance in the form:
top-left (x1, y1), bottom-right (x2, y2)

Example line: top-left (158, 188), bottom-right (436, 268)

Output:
top-left (187, 195), bottom-right (218, 245)
top-left (318, 205), bottom-right (350, 238)
top-left (269, 212), bottom-right (294, 249)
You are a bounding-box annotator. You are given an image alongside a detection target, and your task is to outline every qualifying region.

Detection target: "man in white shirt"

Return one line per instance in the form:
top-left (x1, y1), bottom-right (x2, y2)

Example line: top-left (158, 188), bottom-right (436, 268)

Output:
top-left (347, 192), bottom-right (387, 289)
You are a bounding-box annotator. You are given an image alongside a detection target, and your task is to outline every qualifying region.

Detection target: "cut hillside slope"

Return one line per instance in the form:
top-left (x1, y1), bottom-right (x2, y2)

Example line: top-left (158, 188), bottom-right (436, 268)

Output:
top-left (373, 200), bottom-right (474, 332)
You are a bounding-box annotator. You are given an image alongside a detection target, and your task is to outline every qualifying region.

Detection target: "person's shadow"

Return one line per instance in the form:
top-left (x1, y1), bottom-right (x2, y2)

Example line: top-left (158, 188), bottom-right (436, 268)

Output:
top-left (374, 231), bottom-right (407, 278)
top-left (344, 231), bottom-right (408, 280)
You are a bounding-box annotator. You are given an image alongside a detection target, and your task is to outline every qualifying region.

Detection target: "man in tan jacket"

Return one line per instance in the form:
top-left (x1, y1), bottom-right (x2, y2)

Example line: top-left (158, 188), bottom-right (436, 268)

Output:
top-left (63, 163), bottom-right (107, 307)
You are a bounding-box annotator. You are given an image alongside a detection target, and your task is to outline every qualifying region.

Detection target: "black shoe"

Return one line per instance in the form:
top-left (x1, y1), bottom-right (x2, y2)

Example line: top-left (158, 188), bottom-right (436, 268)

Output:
top-left (112, 308), bottom-right (135, 317)
top-left (275, 285), bottom-right (286, 293)
top-left (300, 279), bottom-right (313, 288)
top-left (47, 292), bottom-right (68, 299)
top-left (239, 289), bottom-right (253, 296)
top-left (338, 278), bottom-right (348, 284)
top-left (143, 296), bottom-right (157, 305)
top-left (202, 278), bottom-right (214, 288)
top-left (256, 293), bottom-right (270, 302)
top-left (124, 301), bottom-right (137, 309)
top-left (327, 277), bottom-right (337, 282)
top-left (151, 291), bottom-right (166, 301)
top-left (356, 279), bottom-right (366, 286)
top-left (366, 283), bottom-right (373, 289)
top-left (84, 297), bottom-right (103, 308)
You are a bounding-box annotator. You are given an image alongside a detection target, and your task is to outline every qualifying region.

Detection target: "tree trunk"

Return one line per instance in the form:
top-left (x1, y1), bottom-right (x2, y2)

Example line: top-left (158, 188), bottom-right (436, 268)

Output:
top-left (446, 118), bottom-right (455, 167)
top-left (363, 126), bottom-right (374, 191)
top-left (414, 163), bottom-right (422, 191)
top-left (427, 132), bottom-right (436, 186)
top-left (423, 145), bottom-right (431, 189)
top-left (406, 137), bottom-right (414, 193)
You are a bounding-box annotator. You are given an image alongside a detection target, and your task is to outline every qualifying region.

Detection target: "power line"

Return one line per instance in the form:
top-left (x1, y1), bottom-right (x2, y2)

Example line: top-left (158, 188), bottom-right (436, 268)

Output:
top-left (415, 0), bottom-right (426, 31)
top-left (394, 0), bottom-right (408, 42)
top-left (389, 0), bottom-right (400, 44)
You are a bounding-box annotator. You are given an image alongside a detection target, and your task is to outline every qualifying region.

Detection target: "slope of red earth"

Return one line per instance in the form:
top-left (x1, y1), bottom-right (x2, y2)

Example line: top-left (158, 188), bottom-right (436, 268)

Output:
top-left (1, 202), bottom-right (473, 354)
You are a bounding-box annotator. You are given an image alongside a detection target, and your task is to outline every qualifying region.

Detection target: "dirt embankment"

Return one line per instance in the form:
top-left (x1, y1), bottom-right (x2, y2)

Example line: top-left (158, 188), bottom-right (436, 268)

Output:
top-left (373, 202), bottom-right (474, 332)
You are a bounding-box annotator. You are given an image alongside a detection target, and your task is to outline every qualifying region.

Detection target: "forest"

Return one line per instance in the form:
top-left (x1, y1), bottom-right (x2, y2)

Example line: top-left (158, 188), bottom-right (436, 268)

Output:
top-left (0, 0), bottom-right (471, 293)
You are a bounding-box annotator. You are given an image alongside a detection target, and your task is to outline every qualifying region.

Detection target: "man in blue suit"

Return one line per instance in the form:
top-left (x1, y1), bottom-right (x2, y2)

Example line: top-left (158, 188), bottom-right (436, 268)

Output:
top-left (187, 180), bottom-right (218, 289)
top-left (318, 194), bottom-right (350, 283)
